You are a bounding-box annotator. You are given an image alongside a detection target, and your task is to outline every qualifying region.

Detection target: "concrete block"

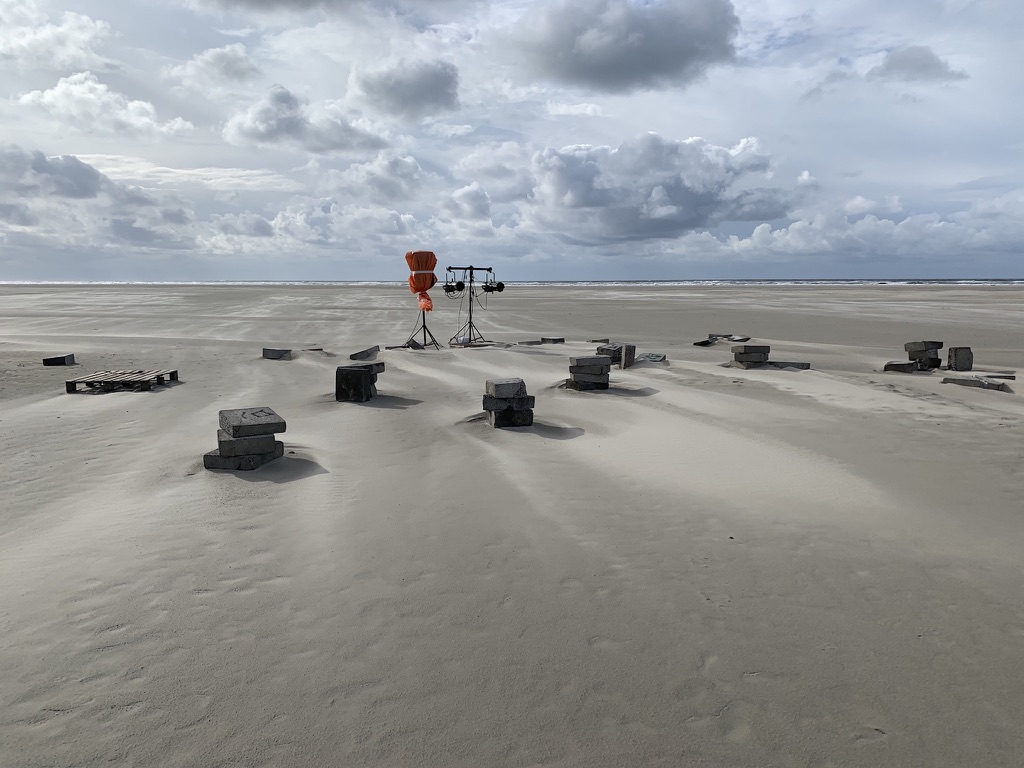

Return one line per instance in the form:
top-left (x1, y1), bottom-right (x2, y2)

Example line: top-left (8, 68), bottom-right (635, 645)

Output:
top-left (43, 354), bottom-right (75, 366)
top-left (620, 344), bottom-right (636, 369)
top-left (406, 339), bottom-right (424, 350)
top-left (905, 341), bottom-right (943, 353)
top-left (734, 352), bottom-right (770, 363)
top-left (482, 394), bottom-right (536, 411)
top-left (517, 340), bottom-right (542, 345)
top-left (569, 355), bottom-right (613, 367)
top-left (942, 376), bottom-right (1009, 392)
top-left (541, 337), bottom-right (565, 344)
top-left (565, 379), bottom-right (609, 391)
top-left (588, 338), bottom-right (610, 343)
top-left (349, 345), bottom-right (379, 360)
top-left (596, 344), bottom-right (622, 362)
top-left (768, 362), bottom-right (812, 370)
top-left (262, 348), bottom-right (291, 360)
top-left (482, 398), bottom-right (533, 414)
top-left (731, 345), bottom-right (770, 354)
top-left (486, 378), bottom-right (527, 398)
top-left (217, 429), bottom-right (278, 457)
top-left (335, 367), bottom-right (376, 402)
top-left (729, 360), bottom-right (767, 369)
top-left (343, 362), bottom-right (385, 374)
top-left (910, 354), bottom-right (942, 370)
top-left (947, 347), bottom-right (973, 371)
top-left (488, 409), bottom-right (534, 427)
top-left (219, 407), bottom-right (286, 438)
top-left (884, 360), bottom-right (918, 373)
top-left (570, 372), bottom-right (611, 384)
top-left (204, 441), bottom-right (284, 471)
top-left (569, 364), bottom-right (612, 375)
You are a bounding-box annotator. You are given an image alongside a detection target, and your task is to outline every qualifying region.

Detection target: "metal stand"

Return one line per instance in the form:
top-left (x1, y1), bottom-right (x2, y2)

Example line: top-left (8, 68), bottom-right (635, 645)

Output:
top-left (406, 309), bottom-right (441, 349)
top-left (449, 266), bottom-right (490, 346)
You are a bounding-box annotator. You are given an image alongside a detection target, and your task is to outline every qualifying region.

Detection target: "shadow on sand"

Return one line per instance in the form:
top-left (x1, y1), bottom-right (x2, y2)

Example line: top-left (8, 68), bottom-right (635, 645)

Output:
top-left (232, 455), bottom-right (329, 484)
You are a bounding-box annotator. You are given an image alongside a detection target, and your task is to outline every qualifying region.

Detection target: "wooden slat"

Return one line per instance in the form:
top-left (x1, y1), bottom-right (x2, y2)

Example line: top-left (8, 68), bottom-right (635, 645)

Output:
top-left (65, 368), bottom-right (179, 392)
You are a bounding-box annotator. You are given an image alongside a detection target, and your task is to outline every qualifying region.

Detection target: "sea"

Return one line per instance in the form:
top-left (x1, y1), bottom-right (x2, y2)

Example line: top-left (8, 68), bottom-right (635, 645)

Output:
top-left (3, 279), bottom-right (1024, 287)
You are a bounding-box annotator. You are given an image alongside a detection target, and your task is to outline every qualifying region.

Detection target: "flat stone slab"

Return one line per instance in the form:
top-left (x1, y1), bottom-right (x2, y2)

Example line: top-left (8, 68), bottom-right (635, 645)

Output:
top-left (570, 355), bottom-right (614, 367)
top-left (884, 360), bottom-right (918, 373)
top-left (569, 364), bottom-right (612, 375)
top-left (486, 378), bottom-right (527, 398)
top-left (262, 348), bottom-right (292, 360)
top-left (219, 407), bottom-right (286, 438)
top-left (942, 376), bottom-right (1009, 392)
top-left (947, 347), bottom-right (973, 371)
top-left (43, 354), bottom-right (75, 366)
top-left (204, 441), bottom-right (284, 471)
top-left (905, 341), bottom-right (944, 352)
top-left (488, 409), bottom-right (534, 428)
top-left (541, 337), bottom-right (565, 344)
top-left (569, 372), bottom-right (611, 384)
top-left (768, 361), bottom-right (811, 370)
top-left (734, 352), bottom-right (770, 363)
top-left (565, 379), bottom-right (609, 391)
top-left (732, 345), bottom-right (770, 354)
top-left (349, 345), bottom-right (380, 360)
top-left (482, 394), bottom-right (535, 412)
top-left (217, 429), bottom-right (278, 457)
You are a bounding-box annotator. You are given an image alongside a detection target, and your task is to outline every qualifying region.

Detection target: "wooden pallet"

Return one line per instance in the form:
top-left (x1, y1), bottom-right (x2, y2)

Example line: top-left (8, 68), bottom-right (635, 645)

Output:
top-left (65, 369), bottom-right (179, 393)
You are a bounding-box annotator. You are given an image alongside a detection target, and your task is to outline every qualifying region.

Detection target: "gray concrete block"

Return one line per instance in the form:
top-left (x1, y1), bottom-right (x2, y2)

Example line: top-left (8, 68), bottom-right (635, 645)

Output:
top-left (342, 362), bottom-right (385, 374)
top-left (204, 441), bottom-right (284, 471)
top-left (486, 378), bottom-right (527, 397)
top-left (596, 344), bottom-right (622, 362)
top-left (569, 364), bottom-right (612, 375)
top-left (884, 360), bottom-right (918, 373)
top-left (219, 407), bottom-right (286, 438)
top-left (910, 354), bottom-right (942, 370)
top-left (43, 354), bottom-right (75, 366)
top-left (588, 338), bottom-right (610, 343)
top-left (731, 345), bottom-right (770, 354)
top-left (620, 344), bottom-right (636, 369)
top-left (569, 355), bottom-right (613, 367)
top-left (729, 360), bottom-right (767, 369)
top-left (768, 361), bottom-right (812, 370)
top-left (488, 409), bottom-right (534, 427)
top-left (905, 341), bottom-right (943, 353)
top-left (734, 352), bottom-right (770, 363)
top-left (565, 379), bottom-right (609, 391)
top-left (262, 348), bottom-right (291, 360)
top-left (570, 372), bottom-right (611, 384)
top-left (482, 394), bottom-right (536, 411)
top-left (517, 340), bottom-right (542, 345)
top-left (942, 376), bottom-right (1009, 392)
top-left (349, 345), bottom-right (379, 360)
top-left (541, 337), bottom-right (565, 343)
top-left (217, 429), bottom-right (278, 457)
top-left (947, 347), bottom-right (973, 371)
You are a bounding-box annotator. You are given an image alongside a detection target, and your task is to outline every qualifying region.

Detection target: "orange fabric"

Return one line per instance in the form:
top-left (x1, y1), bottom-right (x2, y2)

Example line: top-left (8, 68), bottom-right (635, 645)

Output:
top-left (405, 251), bottom-right (437, 311)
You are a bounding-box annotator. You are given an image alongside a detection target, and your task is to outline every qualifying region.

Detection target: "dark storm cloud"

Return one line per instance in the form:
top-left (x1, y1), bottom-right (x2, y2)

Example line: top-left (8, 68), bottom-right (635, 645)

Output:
top-left (0, 146), bottom-right (103, 198)
top-left (224, 85), bottom-right (388, 153)
top-left (353, 60), bottom-right (460, 119)
top-left (513, 0), bottom-right (738, 92)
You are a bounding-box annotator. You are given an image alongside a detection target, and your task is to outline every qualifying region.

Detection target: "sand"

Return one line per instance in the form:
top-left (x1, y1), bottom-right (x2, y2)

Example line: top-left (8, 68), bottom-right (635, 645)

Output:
top-left (2, 282), bottom-right (1024, 767)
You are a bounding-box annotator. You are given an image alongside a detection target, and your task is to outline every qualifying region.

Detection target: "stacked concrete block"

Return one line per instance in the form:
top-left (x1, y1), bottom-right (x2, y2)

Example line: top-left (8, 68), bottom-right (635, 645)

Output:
top-left (483, 378), bottom-right (535, 427)
top-left (204, 406), bottom-right (285, 471)
top-left (43, 353), bottom-right (75, 366)
top-left (947, 347), bottom-right (973, 371)
top-left (731, 344), bottom-right (771, 369)
top-left (905, 341), bottom-right (943, 370)
top-left (336, 362), bottom-right (385, 402)
top-left (596, 343), bottom-right (622, 364)
top-left (567, 355), bottom-right (611, 391)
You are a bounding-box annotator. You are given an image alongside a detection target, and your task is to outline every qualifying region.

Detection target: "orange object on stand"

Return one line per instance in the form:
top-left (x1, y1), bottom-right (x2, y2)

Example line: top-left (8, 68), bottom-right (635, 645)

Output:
top-left (406, 250), bottom-right (437, 311)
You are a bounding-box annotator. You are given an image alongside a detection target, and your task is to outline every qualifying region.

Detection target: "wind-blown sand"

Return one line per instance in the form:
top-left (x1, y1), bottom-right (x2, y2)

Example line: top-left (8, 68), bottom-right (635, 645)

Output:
top-left (2, 282), bottom-right (1024, 767)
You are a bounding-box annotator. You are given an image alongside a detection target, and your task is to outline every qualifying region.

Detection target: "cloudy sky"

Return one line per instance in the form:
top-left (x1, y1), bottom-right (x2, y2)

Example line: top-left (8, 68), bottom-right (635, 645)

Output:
top-left (1, 0), bottom-right (1020, 280)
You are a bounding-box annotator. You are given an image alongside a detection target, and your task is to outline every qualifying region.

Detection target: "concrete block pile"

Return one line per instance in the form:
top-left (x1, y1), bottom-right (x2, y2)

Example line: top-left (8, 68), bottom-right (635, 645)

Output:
top-left (483, 378), bottom-right (535, 427)
top-left (567, 355), bottom-right (611, 391)
top-left (884, 341), bottom-right (946, 373)
top-left (336, 362), bottom-right (385, 402)
top-left (730, 344), bottom-right (771, 369)
top-left (596, 342), bottom-right (637, 369)
top-left (205, 406), bottom-right (285, 471)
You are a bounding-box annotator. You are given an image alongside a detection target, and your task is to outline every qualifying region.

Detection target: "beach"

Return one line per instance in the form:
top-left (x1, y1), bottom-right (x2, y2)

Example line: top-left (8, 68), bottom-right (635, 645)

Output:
top-left (2, 282), bottom-right (1024, 767)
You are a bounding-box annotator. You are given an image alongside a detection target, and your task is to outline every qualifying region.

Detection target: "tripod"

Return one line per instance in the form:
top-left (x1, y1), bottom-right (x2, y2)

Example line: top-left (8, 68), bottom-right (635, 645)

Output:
top-left (406, 309), bottom-right (441, 349)
top-left (448, 266), bottom-right (490, 345)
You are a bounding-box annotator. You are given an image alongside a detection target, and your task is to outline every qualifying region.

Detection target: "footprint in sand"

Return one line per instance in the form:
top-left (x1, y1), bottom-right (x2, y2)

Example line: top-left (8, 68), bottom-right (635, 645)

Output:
top-left (851, 726), bottom-right (888, 745)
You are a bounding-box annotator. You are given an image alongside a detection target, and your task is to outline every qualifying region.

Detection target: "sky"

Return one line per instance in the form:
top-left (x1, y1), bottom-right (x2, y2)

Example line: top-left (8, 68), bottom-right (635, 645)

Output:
top-left (0, 0), bottom-right (1021, 281)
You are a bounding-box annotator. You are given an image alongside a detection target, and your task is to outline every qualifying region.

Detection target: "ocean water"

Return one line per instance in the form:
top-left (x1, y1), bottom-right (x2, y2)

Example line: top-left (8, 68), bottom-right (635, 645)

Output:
top-left (2, 279), bottom-right (1024, 287)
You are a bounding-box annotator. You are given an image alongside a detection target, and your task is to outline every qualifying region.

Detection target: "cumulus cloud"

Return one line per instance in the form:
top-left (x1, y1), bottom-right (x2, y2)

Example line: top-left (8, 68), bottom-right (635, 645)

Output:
top-left (19, 72), bottom-right (193, 136)
top-left (522, 133), bottom-right (786, 242)
top-left (512, 0), bottom-right (738, 92)
top-left (322, 151), bottom-right (426, 203)
top-left (867, 46), bottom-right (967, 82)
top-left (351, 59), bottom-right (460, 119)
top-left (224, 85), bottom-right (387, 153)
top-left (446, 182), bottom-right (491, 220)
top-left (165, 43), bottom-right (261, 85)
top-left (0, 1), bottom-right (112, 71)
top-left (453, 141), bottom-right (535, 203)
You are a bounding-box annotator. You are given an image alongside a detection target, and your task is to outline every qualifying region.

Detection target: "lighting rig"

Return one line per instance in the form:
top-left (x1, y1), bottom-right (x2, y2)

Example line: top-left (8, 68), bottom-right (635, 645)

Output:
top-left (443, 265), bottom-right (505, 346)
